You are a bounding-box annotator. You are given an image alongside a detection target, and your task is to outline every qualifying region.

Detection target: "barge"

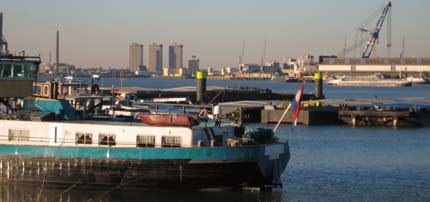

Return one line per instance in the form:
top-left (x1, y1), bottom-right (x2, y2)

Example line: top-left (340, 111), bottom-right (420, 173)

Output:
top-left (327, 78), bottom-right (412, 87)
top-left (0, 118), bottom-right (289, 189)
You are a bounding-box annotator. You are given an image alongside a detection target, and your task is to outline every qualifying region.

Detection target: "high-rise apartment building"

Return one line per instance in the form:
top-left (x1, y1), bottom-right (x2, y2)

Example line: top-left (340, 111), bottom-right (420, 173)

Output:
top-left (188, 55), bottom-right (199, 75)
top-left (148, 43), bottom-right (163, 72)
top-left (129, 43), bottom-right (144, 72)
top-left (168, 43), bottom-right (183, 71)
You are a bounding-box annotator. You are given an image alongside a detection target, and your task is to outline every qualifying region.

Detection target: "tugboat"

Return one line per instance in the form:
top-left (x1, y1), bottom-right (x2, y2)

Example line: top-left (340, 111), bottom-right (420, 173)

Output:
top-left (0, 14), bottom-right (290, 190)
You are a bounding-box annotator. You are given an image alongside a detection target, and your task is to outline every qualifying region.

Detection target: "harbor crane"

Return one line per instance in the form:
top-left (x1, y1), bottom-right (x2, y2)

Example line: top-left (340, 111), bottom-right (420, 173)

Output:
top-left (339, 1), bottom-right (392, 58)
top-left (360, 1), bottom-right (392, 58)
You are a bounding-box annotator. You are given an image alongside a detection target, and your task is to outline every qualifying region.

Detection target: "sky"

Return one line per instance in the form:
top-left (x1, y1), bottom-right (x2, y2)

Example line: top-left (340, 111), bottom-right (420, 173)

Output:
top-left (1, 0), bottom-right (430, 69)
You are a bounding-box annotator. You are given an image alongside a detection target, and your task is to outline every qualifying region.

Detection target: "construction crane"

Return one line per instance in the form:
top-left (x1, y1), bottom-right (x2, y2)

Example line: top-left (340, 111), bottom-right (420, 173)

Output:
top-left (339, 1), bottom-right (392, 58)
top-left (360, 1), bottom-right (392, 58)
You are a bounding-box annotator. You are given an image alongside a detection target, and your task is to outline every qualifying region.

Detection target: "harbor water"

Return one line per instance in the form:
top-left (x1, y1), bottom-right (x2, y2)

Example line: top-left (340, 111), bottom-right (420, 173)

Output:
top-left (3, 78), bottom-right (430, 201)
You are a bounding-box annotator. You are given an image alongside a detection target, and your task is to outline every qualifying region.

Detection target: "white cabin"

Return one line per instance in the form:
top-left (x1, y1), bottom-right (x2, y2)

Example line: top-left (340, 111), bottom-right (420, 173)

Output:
top-left (0, 120), bottom-right (235, 148)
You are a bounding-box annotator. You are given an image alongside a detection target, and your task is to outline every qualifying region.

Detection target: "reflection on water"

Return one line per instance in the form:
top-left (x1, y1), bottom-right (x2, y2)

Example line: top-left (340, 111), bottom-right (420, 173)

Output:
top-left (0, 184), bottom-right (284, 202)
top-left (281, 125), bottom-right (430, 202)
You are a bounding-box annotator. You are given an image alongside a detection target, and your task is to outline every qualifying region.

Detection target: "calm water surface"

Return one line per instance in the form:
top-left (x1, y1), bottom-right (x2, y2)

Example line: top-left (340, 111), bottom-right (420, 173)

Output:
top-left (6, 78), bottom-right (429, 201)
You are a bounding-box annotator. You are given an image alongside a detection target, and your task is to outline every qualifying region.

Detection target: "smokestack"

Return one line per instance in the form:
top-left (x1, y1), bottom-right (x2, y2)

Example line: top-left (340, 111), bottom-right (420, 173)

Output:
top-left (56, 30), bottom-right (59, 73)
top-left (0, 12), bottom-right (3, 53)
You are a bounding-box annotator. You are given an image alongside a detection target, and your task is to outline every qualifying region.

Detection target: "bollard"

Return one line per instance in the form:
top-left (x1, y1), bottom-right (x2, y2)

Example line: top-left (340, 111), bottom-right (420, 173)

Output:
top-left (196, 71), bottom-right (207, 104)
top-left (314, 72), bottom-right (323, 99)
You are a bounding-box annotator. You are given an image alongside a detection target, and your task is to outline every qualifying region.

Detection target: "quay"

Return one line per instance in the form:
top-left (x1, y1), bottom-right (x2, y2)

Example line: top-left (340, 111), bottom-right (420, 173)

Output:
top-left (110, 86), bottom-right (318, 103)
top-left (260, 97), bottom-right (430, 127)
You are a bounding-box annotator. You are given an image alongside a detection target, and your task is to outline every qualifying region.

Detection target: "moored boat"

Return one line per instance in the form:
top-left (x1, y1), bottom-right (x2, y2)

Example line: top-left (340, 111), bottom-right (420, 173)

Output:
top-left (137, 113), bottom-right (200, 127)
top-left (406, 76), bottom-right (430, 84)
top-left (327, 78), bottom-right (412, 87)
top-left (0, 118), bottom-right (289, 189)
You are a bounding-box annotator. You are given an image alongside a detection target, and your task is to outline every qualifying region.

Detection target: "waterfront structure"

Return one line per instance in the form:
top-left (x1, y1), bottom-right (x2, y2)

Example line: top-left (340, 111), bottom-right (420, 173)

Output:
top-left (129, 43), bottom-right (144, 73)
top-left (207, 67), bottom-right (214, 76)
top-left (148, 43), bottom-right (163, 72)
top-left (225, 67), bottom-right (238, 75)
top-left (169, 43), bottom-right (183, 72)
top-left (188, 55), bottom-right (199, 75)
top-left (239, 64), bottom-right (261, 73)
top-left (297, 54), bottom-right (315, 67)
top-left (318, 58), bottom-right (430, 77)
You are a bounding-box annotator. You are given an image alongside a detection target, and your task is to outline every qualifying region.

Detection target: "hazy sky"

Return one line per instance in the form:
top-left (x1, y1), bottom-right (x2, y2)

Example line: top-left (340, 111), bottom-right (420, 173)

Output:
top-left (2, 0), bottom-right (429, 69)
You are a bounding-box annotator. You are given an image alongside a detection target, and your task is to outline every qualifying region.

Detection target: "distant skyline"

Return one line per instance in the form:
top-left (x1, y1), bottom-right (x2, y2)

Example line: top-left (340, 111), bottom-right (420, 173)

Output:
top-left (2, 0), bottom-right (430, 68)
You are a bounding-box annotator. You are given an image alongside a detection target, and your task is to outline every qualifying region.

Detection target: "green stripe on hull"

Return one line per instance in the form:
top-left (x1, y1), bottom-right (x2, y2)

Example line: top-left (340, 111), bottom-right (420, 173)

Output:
top-left (0, 144), bottom-right (284, 160)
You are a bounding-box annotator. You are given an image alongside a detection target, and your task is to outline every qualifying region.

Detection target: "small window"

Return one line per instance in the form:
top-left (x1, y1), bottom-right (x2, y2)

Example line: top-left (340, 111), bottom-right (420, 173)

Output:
top-left (75, 132), bottom-right (93, 145)
top-left (34, 85), bottom-right (42, 95)
top-left (161, 136), bottom-right (182, 147)
top-left (99, 133), bottom-right (116, 146)
top-left (43, 85), bottom-right (49, 96)
top-left (136, 135), bottom-right (155, 147)
top-left (8, 128), bottom-right (30, 141)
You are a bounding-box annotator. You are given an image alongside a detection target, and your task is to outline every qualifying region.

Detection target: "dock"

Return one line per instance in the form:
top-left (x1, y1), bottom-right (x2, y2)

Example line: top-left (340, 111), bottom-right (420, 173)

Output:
top-left (260, 97), bottom-right (430, 127)
top-left (110, 86), bottom-right (318, 103)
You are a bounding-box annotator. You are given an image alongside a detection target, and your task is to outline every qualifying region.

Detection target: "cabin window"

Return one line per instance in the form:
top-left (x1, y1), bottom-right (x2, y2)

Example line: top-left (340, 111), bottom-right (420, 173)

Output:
top-left (75, 132), bottom-right (93, 145)
top-left (136, 135), bottom-right (155, 147)
top-left (99, 133), bottom-right (116, 146)
top-left (1, 64), bottom-right (12, 78)
top-left (24, 63), bottom-right (38, 78)
top-left (13, 64), bottom-right (24, 77)
top-left (8, 128), bottom-right (30, 141)
top-left (161, 136), bottom-right (182, 147)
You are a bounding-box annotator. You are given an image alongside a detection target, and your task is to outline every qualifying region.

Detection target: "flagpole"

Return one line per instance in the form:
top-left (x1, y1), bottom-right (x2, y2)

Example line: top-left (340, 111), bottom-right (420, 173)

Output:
top-left (273, 103), bottom-right (291, 132)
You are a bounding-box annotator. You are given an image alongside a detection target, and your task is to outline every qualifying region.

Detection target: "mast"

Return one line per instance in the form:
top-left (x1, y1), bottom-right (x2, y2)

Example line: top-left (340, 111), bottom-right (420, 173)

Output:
top-left (56, 30), bottom-right (59, 74)
top-left (0, 12), bottom-right (3, 54)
